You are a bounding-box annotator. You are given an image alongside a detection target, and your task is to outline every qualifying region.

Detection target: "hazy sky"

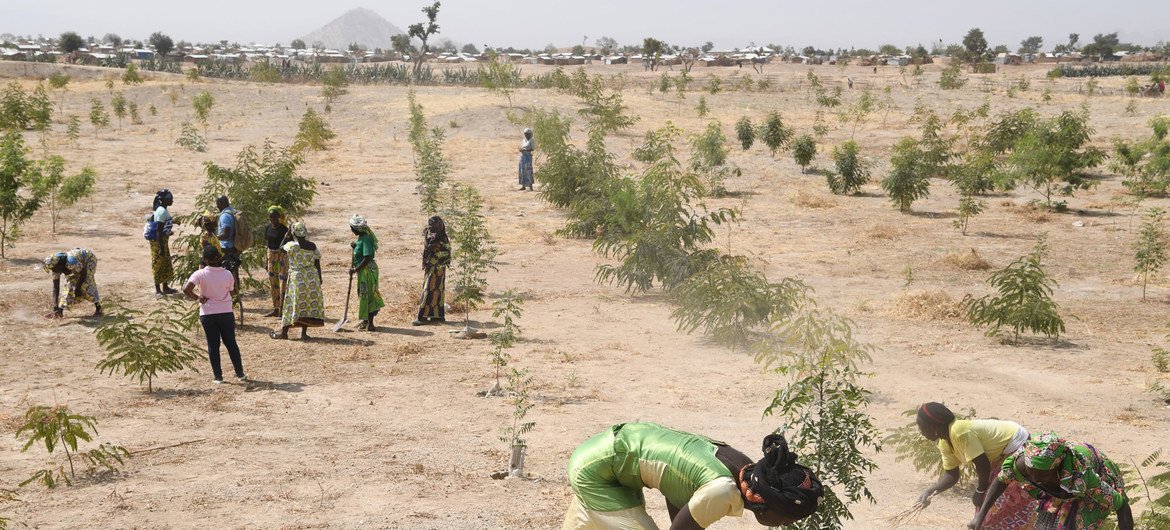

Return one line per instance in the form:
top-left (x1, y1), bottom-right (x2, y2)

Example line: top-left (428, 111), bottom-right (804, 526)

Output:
top-left (3, 0), bottom-right (1169, 51)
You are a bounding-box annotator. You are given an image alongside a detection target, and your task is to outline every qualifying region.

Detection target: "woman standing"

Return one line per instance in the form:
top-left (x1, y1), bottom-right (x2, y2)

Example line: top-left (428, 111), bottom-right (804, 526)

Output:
top-left (970, 432), bottom-right (1133, 530)
top-left (518, 128), bottom-right (535, 191)
top-left (198, 211), bottom-right (222, 265)
top-left (43, 248), bottom-right (101, 319)
top-left (349, 214), bottom-right (384, 331)
top-left (262, 205), bottom-right (290, 318)
top-left (150, 189), bottom-right (177, 296)
top-left (184, 246), bottom-right (248, 384)
top-left (915, 402), bottom-right (1032, 529)
top-left (413, 215), bottom-right (450, 326)
top-left (271, 222), bottom-right (324, 340)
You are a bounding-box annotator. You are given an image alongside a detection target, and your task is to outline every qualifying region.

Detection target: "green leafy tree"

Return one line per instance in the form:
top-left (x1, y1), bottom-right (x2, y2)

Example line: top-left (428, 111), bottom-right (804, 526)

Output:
top-left (48, 73), bottom-right (70, 112)
top-left (0, 131), bottom-right (42, 258)
top-left (792, 134), bottom-right (817, 173)
top-left (827, 140), bottom-right (869, 195)
top-left (1007, 109), bottom-right (1105, 209)
top-left (689, 121), bottom-right (739, 195)
top-left (30, 156), bottom-right (96, 234)
top-left (1113, 115), bottom-right (1170, 196)
top-left (88, 98), bottom-right (109, 134)
top-left (735, 116), bottom-right (755, 150)
top-left (110, 92), bottom-right (127, 129)
top-left (881, 137), bottom-right (933, 212)
top-left (0, 82), bottom-right (30, 131)
top-left (148, 31), bottom-right (174, 59)
top-left (964, 235), bottom-right (1064, 342)
top-left (250, 61), bottom-right (281, 84)
top-left (759, 111), bottom-right (793, 158)
top-left (122, 63), bottom-right (143, 85)
top-left (191, 91), bottom-right (214, 136)
top-left (642, 37), bottom-right (665, 71)
top-left (961, 28), bottom-right (989, 68)
top-left (1134, 208), bottom-right (1168, 301)
top-left (486, 290), bottom-right (523, 395)
top-left (406, 92), bottom-right (450, 215)
top-left (445, 184), bottom-right (499, 326)
top-left (95, 297), bottom-right (204, 392)
top-left (479, 51), bottom-right (521, 107)
top-left (320, 67), bottom-right (348, 110)
top-left (292, 108), bottom-right (335, 153)
top-left (1019, 36), bottom-right (1044, 54)
top-left (128, 101), bottom-right (142, 125)
top-left (399, 1), bottom-right (441, 78)
top-left (16, 405), bottom-right (129, 488)
top-left (58, 32), bottom-right (84, 57)
top-left (755, 305), bottom-right (881, 530)
top-left (66, 115), bottom-right (81, 146)
top-left (939, 63), bottom-right (968, 89)
top-left (501, 366), bottom-right (535, 477)
top-left (175, 121), bottom-right (206, 152)
top-left (696, 95), bottom-right (709, 118)
top-left (27, 84), bottom-right (53, 132)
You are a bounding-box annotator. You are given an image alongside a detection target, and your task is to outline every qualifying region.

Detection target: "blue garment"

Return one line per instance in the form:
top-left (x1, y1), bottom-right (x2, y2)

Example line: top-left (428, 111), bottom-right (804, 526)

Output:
top-left (218, 209), bottom-right (236, 249)
top-left (518, 151), bottom-right (534, 187)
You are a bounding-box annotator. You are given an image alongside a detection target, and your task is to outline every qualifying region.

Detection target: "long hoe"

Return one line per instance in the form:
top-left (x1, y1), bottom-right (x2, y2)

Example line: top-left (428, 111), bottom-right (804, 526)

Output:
top-left (333, 271), bottom-right (353, 332)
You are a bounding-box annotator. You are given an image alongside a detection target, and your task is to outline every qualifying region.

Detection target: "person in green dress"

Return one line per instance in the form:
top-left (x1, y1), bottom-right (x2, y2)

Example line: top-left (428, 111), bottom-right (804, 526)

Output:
top-left (270, 222), bottom-right (324, 340)
top-left (349, 214), bottom-right (384, 331)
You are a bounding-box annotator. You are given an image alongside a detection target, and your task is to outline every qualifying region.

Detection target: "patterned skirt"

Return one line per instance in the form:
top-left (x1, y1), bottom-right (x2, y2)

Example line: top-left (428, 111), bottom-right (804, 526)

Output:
top-left (417, 266), bottom-right (446, 320)
top-left (982, 459), bottom-right (1043, 530)
top-left (267, 249), bottom-right (287, 311)
top-left (150, 239), bottom-right (174, 285)
top-left (281, 266), bottom-right (325, 328)
top-left (356, 262), bottom-right (384, 320)
top-left (63, 254), bottom-right (100, 307)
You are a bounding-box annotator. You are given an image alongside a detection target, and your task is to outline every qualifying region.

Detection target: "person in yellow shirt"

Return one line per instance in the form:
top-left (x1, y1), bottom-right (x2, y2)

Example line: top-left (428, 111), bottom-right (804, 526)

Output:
top-left (915, 402), bottom-right (1035, 529)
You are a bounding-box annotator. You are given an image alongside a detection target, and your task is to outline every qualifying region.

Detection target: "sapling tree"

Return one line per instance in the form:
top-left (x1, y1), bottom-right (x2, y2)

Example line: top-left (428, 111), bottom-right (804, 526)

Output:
top-left (30, 156), bottom-right (96, 234)
top-left (176, 121), bottom-right (206, 152)
top-left (320, 68), bottom-right (348, 110)
top-left (486, 290), bottom-right (523, 396)
top-left (500, 366), bottom-right (535, 478)
top-left (735, 116), bottom-right (754, 150)
top-left (1133, 208), bottom-right (1168, 301)
top-left (89, 98), bottom-right (110, 134)
top-left (122, 63), bottom-right (143, 85)
top-left (755, 304), bottom-right (881, 530)
top-left (66, 116), bottom-right (81, 146)
top-left (839, 88), bottom-right (877, 139)
top-left (128, 101), bottom-right (142, 125)
top-left (16, 405), bottom-right (130, 488)
top-left (191, 90), bottom-right (215, 137)
top-left (1007, 109), bottom-right (1105, 210)
top-left (0, 82), bottom-right (29, 130)
top-left (759, 111), bottom-right (793, 158)
top-left (393, 1), bottom-right (441, 78)
top-left (406, 92), bottom-right (450, 215)
top-left (48, 72), bottom-right (69, 112)
top-left (792, 134), bottom-right (817, 173)
top-left (689, 121), bottom-right (739, 196)
top-left (28, 84), bottom-right (53, 132)
top-left (883, 407), bottom-right (977, 484)
top-left (1112, 115), bottom-right (1170, 196)
top-left (110, 92), bottom-right (127, 129)
top-left (445, 184), bottom-right (499, 326)
top-left (964, 235), bottom-right (1065, 342)
top-left (696, 95), bottom-right (709, 118)
top-left (292, 108), bottom-right (335, 153)
top-left (827, 140), bottom-right (869, 195)
top-left (881, 137), bottom-right (932, 212)
top-left (0, 131), bottom-right (43, 259)
top-left (95, 297), bottom-right (204, 393)
top-left (479, 51), bottom-right (520, 107)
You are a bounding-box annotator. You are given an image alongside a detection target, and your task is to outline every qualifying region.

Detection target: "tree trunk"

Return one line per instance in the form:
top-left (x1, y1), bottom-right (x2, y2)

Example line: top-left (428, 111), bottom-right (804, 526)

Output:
top-left (508, 444), bottom-right (526, 477)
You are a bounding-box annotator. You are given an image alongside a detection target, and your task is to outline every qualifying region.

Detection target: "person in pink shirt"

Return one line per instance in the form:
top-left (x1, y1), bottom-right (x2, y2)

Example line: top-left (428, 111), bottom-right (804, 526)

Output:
top-left (184, 247), bottom-right (248, 384)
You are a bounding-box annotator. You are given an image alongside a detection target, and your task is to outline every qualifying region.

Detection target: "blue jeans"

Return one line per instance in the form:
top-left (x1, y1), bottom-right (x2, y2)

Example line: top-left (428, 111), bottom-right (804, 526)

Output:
top-left (200, 312), bottom-right (245, 380)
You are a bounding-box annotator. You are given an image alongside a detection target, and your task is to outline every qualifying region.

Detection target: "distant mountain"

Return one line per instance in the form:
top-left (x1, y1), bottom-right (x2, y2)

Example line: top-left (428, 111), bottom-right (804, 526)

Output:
top-left (298, 7), bottom-right (403, 50)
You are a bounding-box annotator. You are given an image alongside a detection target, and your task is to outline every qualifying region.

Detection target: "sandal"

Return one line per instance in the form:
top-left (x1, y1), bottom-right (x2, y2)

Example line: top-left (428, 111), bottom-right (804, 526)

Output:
top-left (269, 331), bottom-right (287, 340)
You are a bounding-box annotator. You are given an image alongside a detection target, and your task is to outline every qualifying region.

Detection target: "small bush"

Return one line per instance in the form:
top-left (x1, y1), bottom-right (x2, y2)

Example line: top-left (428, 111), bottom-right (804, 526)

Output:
top-left (95, 297), bottom-right (205, 393)
top-left (16, 405), bottom-right (129, 488)
top-left (175, 121), bottom-right (206, 152)
top-left (964, 235), bottom-right (1064, 342)
top-left (122, 63), bottom-right (143, 85)
top-left (292, 108), bottom-right (335, 152)
top-left (759, 111), bottom-right (793, 158)
top-left (791, 134), bottom-right (817, 173)
top-left (734, 116), bottom-right (754, 150)
top-left (939, 63), bottom-right (967, 89)
top-left (827, 140), bottom-right (869, 195)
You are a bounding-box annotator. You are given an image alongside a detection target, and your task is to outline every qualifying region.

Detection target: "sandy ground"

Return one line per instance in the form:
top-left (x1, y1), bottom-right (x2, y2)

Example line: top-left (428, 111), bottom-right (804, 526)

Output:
top-left (1, 60), bottom-right (1169, 529)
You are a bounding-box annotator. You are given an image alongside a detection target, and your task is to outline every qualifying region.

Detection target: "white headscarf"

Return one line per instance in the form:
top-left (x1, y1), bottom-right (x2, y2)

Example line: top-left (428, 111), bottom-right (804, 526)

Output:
top-left (349, 214), bottom-right (368, 230)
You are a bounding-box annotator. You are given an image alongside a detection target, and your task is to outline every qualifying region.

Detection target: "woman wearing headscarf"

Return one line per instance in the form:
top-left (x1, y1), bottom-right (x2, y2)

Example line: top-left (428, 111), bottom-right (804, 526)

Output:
top-left (43, 248), bottom-right (101, 319)
top-left (272, 222), bottom-right (324, 340)
top-left (562, 422), bottom-right (823, 529)
top-left (915, 402), bottom-right (1033, 528)
top-left (262, 205), bottom-right (290, 317)
top-left (198, 210), bottom-right (222, 267)
top-left (349, 214), bottom-right (384, 331)
top-left (969, 432), bottom-right (1133, 530)
top-left (518, 128), bottom-right (535, 191)
top-left (149, 189), bottom-right (177, 295)
top-left (413, 215), bottom-right (450, 326)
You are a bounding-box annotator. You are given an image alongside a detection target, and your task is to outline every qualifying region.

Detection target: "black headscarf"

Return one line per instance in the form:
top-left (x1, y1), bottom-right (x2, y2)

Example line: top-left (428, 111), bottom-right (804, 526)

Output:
top-left (152, 189), bottom-right (173, 210)
top-left (743, 434), bottom-right (823, 519)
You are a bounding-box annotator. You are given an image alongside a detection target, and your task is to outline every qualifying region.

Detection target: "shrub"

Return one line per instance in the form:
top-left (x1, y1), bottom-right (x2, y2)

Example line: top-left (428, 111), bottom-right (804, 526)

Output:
top-left (15, 405), bottom-right (129, 488)
top-left (696, 95), bottom-right (709, 118)
top-left (110, 92), bottom-right (127, 129)
top-left (191, 91), bottom-right (214, 135)
top-left (735, 116), bottom-right (754, 150)
top-left (827, 140), bottom-right (869, 195)
top-left (478, 52), bottom-right (521, 107)
top-left (292, 108), bottom-right (335, 152)
top-left (321, 67), bottom-right (348, 108)
top-left (406, 92), bottom-right (450, 216)
top-left (175, 121), bottom-right (206, 152)
top-left (445, 184), bottom-right (499, 326)
top-left (939, 63), bottom-right (967, 89)
top-left (88, 99), bottom-right (110, 134)
top-left (964, 235), bottom-right (1064, 342)
top-left (1113, 115), bottom-right (1170, 196)
top-left (881, 137), bottom-right (933, 212)
top-left (122, 63), bottom-right (143, 85)
top-left (95, 297), bottom-right (204, 392)
top-left (0, 131), bottom-right (43, 259)
top-left (689, 121), bottom-right (739, 195)
top-left (0, 82), bottom-right (29, 130)
top-left (1007, 109), bottom-right (1104, 209)
top-left (249, 62), bottom-right (281, 84)
top-left (759, 111), bottom-right (793, 158)
top-left (1134, 208), bottom-right (1168, 301)
top-left (30, 156), bottom-right (96, 234)
top-left (792, 134), bottom-right (817, 173)
top-left (28, 84), bottom-right (53, 131)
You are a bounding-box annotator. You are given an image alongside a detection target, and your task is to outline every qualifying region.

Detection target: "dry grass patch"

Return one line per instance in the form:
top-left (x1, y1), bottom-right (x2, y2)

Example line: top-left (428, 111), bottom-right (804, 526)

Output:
top-left (1003, 201), bottom-right (1052, 223)
top-left (942, 248), bottom-right (992, 271)
top-left (865, 224), bottom-right (899, 240)
top-left (890, 290), bottom-right (965, 321)
top-left (790, 190), bottom-right (838, 209)
top-left (384, 279), bottom-right (420, 319)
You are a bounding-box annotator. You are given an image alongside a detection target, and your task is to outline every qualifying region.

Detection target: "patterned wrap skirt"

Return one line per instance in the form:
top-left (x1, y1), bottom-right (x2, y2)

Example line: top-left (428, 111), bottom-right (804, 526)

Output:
top-left (356, 261), bottom-right (384, 320)
top-left (150, 238), bottom-right (174, 285)
top-left (281, 265), bottom-right (324, 328)
top-left (63, 252), bottom-right (100, 307)
top-left (267, 249), bottom-right (287, 311)
top-left (417, 266), bottom-right (446, 320)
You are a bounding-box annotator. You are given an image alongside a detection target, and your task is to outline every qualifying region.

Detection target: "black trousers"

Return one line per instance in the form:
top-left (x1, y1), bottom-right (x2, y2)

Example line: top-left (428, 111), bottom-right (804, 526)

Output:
top-left (200, 312), bottom-right (245, 380)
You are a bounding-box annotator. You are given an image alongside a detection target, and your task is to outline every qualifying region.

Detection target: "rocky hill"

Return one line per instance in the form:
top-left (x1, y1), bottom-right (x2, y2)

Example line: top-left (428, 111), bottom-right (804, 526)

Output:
top-left (298, 7), bottom-right (403, 50)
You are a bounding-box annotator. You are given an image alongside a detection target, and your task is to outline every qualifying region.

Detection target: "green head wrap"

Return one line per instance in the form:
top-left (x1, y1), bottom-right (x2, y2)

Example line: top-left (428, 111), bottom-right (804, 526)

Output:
top-left (1022, 432), bottom-right (1069, 471)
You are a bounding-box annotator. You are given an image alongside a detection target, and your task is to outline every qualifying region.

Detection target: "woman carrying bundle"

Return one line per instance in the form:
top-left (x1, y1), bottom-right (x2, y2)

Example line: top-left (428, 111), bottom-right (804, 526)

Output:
top-left (148, 189), bottom-right (177, 296)
top-left (349, 214), bottom-right (384, 331)
top-left (915, 402), bottom-right (1032, 528)
top-left (562, 422), bottom-right (823, 529)
top-left (271, 222), bottom-right (324, 340)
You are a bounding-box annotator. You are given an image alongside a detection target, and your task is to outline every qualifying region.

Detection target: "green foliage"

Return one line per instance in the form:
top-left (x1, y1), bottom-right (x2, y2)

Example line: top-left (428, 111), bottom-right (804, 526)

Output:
top-left (1113, 115), bottom-right (1170, 196)
top-left (827, 140), bottom-right (869, 195)
top-left (191, 91), bottom-right (214, 135)
top-left (148, 31), bottom-right (174, 58)
top-left (671, 254), bottom-right (808, 348)
top-left (0, 131), bottom-right (43, 258)
top-left (175, 121), bottom-right (206, 152)
top-left (320, 67), bottom-right (348, 108)
top-left (406, 92), bottom-right (450, 216)
top-left (128, 101), bottom-right (142, 125)
top-left (48, 73), bottom-right (69, 112)
top-left (792, 134), bottom-right (817, 173)
top-left (88, 98), bottom-right (110, 133)
top-left (30, 155), bottom-right (96, 234)
top-left (759, 111), bottom-right (793, 158)
top-left (705, 75), bottom-right (721, 94)
top-left (840, 89), bottom-right (878, 138)
top-left (122, 63), bottom-right (143, 85)
top-left (883, 408), bottom-right (977, 484)
top-left (15, 405), bottom-right (129, 488)
top-left (57, 32), bottom-right (84, 55)
top-left (689, 121), bottom-right (739, 195)
top-left (488, 290), bottom-right (523, 394)
top-left (445, 184), bottom-right (499, 324)
top-left (734, 116), bottom-right (754, 150)
top-left (500, 366), bottom-right (536, 470)
top-left (939, 63), bottom-right (968, 89)
top-left (881, 137), bottom-right (933, 212)
top-left (66, 115), bottom-right (81, 145)
top-left (756, 305), bottom-right (880, 530)
top-left (95, 297), bottom-right (204, 392)
top-left (559, 69), bottom-right (639, 137)
top-left (401, 1), bottom-right (442, 77)
top-left (25, 84), bottom-right (53, 132)
top-left (0, 82), bottom-right (31, 131)
top-left (479, 52), bottom-right (521, 107)
top-left (657, 72), bottom-right (671, 93)
top-left (1007, 109), bottom-right (1105, 208)
top-left (110, 92), bottom-right (127, 129)
top-left (695, 95), bottom-right (709, 118)
top-left (185, 67), bottom-right (200, 82)
top-left (1134, 208), bottom-right (1168, 300)
top-left (964, 235), bottom-right (1064, 342)
top-left (594, 123), bottom-right (737, 293)
top-left (292, 108), bottom-right (335, 153)
top-left (249, 62), bottom-right (281, 84)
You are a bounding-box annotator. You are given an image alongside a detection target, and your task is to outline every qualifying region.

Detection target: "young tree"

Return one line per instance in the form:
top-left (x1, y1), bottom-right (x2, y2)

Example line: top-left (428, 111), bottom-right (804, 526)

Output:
top-left (320, 68), bottom-right (348, 110)
top-left (500, 365), bottom-right (535, 478)
top-left (48, 73), bottom-right (70, 112)
top-left (95, 297), bottom-right (204, 393)
top-left (16, 405), bottom-right (129, 488)
top-left (479, 51), bottom-right (520, 107)
top-left (642, 37), bottom-right (665, 71)
top-left (1007, 109), bottom-right (1105, 210)
top-left (595, 36), bottom-right (618, 55)
top-left (27, 83), bottom-right (54, 132)
top-left (0, 132), bottom-right (43, 258)
top-left (759, 111), bottom-right (793, 158)
top-left (792, 134), bottom-right (817, 173)
top-left (1134, 208), bottom-right (1168, 301)
top-left (30, 156), bottom-right (96, 234)
top-left (88, 98), bottom-right (109, 134)
top-left (735, 116), bottom-right (755, 150)
top-left (881, 138), bottom-right (932, 212)
top-left (964, 235), bottom-right (1064, 342)
top-left (292, 108), bottom-right (335, 153)
top-left (827, 140), bottom-right (869, 195)
top-left (690, 121), bottom-right (739, 195)
top-left (0, 82), bottom-right (30, 131)
top-left (1112, 115), bottom-right (1170, 196)
top-left (486, 290), bottom-right (523, 396)
top-left (148, 31), bottom-right (174, 59)
top-left (961, 27), bottom-right (989, 69)
top-left (110, 92), bottom-right (127, 129)
top-left (191, 91), bottom-right (214, 137)
top-left (445, 184), bottom-right (499, 327)
top-left (122, 63), bottom-right (143, 85)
